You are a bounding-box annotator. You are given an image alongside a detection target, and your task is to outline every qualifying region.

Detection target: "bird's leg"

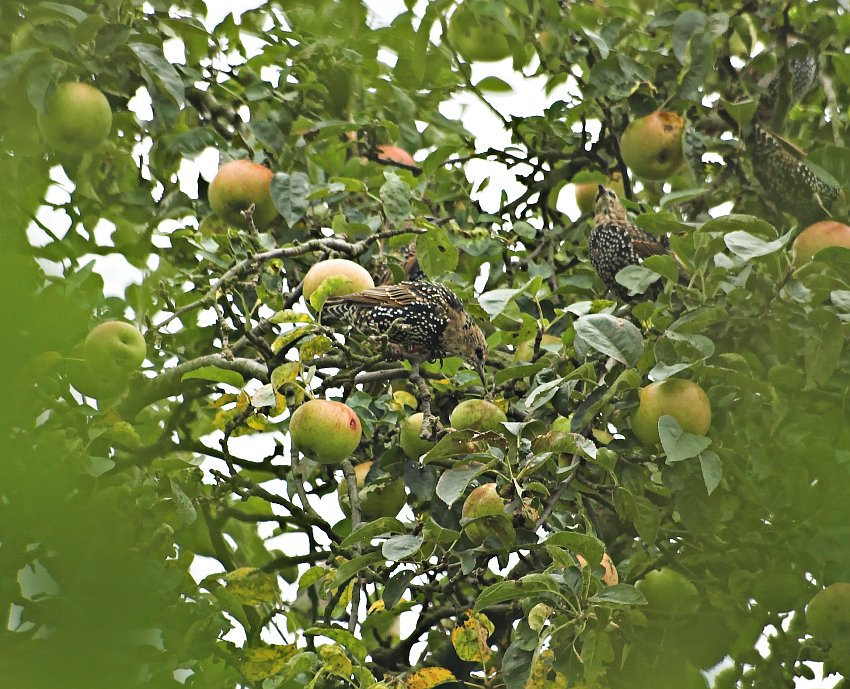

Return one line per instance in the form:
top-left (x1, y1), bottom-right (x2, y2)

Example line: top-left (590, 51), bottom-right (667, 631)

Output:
top-left (409, 360), bottom-right (437, 441)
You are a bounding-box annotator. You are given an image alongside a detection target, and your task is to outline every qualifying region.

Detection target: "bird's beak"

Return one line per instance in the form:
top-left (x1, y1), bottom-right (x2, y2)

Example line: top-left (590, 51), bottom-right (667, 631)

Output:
top-left (474, 359), bottom-right (488, 391)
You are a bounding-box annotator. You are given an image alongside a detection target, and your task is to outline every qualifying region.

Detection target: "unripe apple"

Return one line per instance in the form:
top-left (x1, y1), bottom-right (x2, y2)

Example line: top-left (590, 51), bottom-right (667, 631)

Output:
top-left (447, 6), bottom-right (511, 62)
top-left (303, 259), bottom-right (375, 300)
top-left (449, 399), bottom-right (507, 432)
top-left (289, 399), bottom-right (362, 464)
top-left (64, 344), bottom-right (129, 399)
top-left (619, 111), bottom-right (684, 180)
top-left (807, 583), bottom-right (850, 642)
top-left (576, 552), bottom-right (619, 586)
top-left (632, 379), bottom-right (711, 447)
top-left (208, 160), bottom-right (277, 229)
top-left (574, 173), bottom-right (625, 214)
top-left (376, 145), bottom-right (416, 167)
top-left (792, 221), bottom-right (850, 265)
top-left (37, 82), bottom-right (112, 155)
top-left (337, 461), bottom-right (406, 521)
top-left (84, 321), bottom-right (147, 379)
top-left (461, 483), bottom-right (506, 546)
top-left (636, 568), bottom-right (699, 616)
top-left (515, 334), bottom-right (561, 362)
top-left (399, 412), bottom-right (437, 459)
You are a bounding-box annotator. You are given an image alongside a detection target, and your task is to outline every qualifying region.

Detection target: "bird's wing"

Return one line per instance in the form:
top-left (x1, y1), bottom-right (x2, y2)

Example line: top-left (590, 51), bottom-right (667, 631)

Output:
top-left (324, 283), bottom-right (423, 308)
top-left (625, 223), bottom-right (673, 259)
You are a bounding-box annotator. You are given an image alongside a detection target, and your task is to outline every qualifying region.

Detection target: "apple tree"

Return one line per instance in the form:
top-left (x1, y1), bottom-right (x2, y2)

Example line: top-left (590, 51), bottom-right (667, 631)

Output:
top-left (4, 1), bottom-right (850, 688)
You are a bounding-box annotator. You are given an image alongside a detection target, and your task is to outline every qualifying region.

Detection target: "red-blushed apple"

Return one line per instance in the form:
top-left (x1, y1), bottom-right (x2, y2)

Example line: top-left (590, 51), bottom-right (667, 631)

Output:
top-left (208, 160), bottom-right (277, 229)
top-left (337, 461), bottom-right (406, 521)
top-left (576, 552), bottom-right (619, 586)
top-left (289, 399), bottom-right (362, 464)
top-left (461, 483), bottom-right (507, 546)
top-left (446, 6), bottom-right (511, 62)
top-left (376, 145), bottom-right (416, 168)
top-left (37, 82), bottom-right (112, 155)
top-left (792, 220), bottom-right (850, 265)
top-left (449, 399), bottom-right (507, 432)
top-left (636, 568), bottom-right (700, 616)
top-left (632, 379), bottom-right (711, 447)
top-left (619, 111), bottom-right (684, 180)
top-left (574, 172), bottom-right (625, 214)
top-left (807, 583), bottom-right (850, 642)
top-left (303, 259), bottom-right (375, 301)
top-left (84, 321), bottom-right (146, 379)
top-left (399, 412), bottom-right (437, 459)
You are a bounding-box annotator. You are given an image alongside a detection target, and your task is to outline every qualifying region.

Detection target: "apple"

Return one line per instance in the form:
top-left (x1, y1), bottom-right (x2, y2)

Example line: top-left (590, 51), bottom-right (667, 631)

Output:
top-left (807, 583), bottom-right (850, 642)
top-left (376, 145), bottom-right (416, 168)
top-left (37, 82), bottom-right (112, 155)
top-left (574, 172), bottom-right (625, 215)
top-left (303, 259), bottom-right (375, 300)
top-left (84, 321), bottom-right (146, 380)
top-left (449, 399), bottom-right (507, 432)
top-left (208, 160), bottom-right (278, 229)
top-left (337, 461), bottom-right (406, 521)
top-left (399, 412), bottom-right (437, 459)
top-left (792, 221), bottom-right (850, 264)
top-left (632, 379), bottom-right (711, 447)
top-left (515, 334), bottom-right (561, 362)
top-left (461, 483), bottom-right (506, 546)
top-left (538, 30), bottom-right (558, 56)
top-left (446, 6), bottom-right (511, 62)
top-left (64, 343), bottom-right (130, 399)
top-left (289, 399), bottom-right (362, 464)
top-left (576, 552), bottom-right (619, 586)
top-left (619, 111), bottom-right (684, 180)
top-left (636, 568), bottom-right (699, 616)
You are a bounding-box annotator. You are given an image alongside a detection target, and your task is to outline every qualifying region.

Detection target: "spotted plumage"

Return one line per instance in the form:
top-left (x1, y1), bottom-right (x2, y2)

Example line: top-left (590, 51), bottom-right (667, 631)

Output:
top-left (749, 123), bottom-right (842, 225)
top-left (590, 186), bottom-right (690, 298)
top-left (761, 54), bottom-right (818, 115)
top-left (321, 281), bottom-right (487, 383)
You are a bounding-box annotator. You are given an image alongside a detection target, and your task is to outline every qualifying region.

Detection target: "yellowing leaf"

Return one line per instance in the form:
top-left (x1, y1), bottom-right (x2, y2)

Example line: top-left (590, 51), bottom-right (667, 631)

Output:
top-left (368, 599), bottom-right (386, 613)
top-left (525, 649), bottom-right (568, 689)
top-left (318, 644), bottom-right (353, 677)
top-left (240, 644), bottom-right (298, 681)
top-left (450, 612), bottom-right (494, 663)
top-left (225, 567), bottom-right (279, 605)
top-left (390, 390), bottom-right (418, 411)
top-left (405, 667), bottom-right (457, 689)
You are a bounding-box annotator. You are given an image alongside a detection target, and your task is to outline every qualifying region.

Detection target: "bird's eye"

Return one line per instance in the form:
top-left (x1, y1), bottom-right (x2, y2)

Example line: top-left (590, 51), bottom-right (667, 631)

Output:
top-left (475, 347), bottom-right (484, 359)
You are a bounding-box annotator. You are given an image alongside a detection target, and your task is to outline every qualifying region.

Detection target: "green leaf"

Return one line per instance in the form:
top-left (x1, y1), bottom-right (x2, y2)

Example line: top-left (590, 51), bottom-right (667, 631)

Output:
top-left (719, 98), bottom-right (758, 127)
top-left (699, 450), bottom-right (722, 495)
top-left (701, 214), bottom-right (776, 237)
top-left (589, 584), bottom-right (647, 605)
top-left (632, 495), bottom-right (660, 543)
top-left (181, 365), bottom-right (245, 387)
top-left (330, 552), bottom-right (384, 590)
top-left (475, 76), bottom-right (512, 93)
top-left (543, 531), bottom-right (604, 567)
top-left (381, 534), bottom-right (424, 561)
top-left (436, 463), bottom-right (491, 507)
top-left (479, 288), bottom-right (522, 319)
top-left (271, 171), bottom-right (311, 227)
top-left (615, 265), bottom-right (660, 295)
top-left (310, 275), bottom-right (350, 311)
top-left (416, 225), bottom-right (459, 277)
top-left (379, 172), bottom-right (411, 227)
top-left (658, 415), bottom-right (712, 462)
top-left (804, 313), bottom-right (844, 387)
top-left (724, 230), bottom-right (793, 260)
top-left (304, 626), bottom-right (367, 663)
top-left (472, 573), bottom-right (561, 612)
top-left (574, 314), bottom-right (644, 367)
top-left (340, 518), bottom-right (406, 548)
top-left (130, 43), bottom-right (185, 107)
top-left (170, 479), bottom-right (197, 525)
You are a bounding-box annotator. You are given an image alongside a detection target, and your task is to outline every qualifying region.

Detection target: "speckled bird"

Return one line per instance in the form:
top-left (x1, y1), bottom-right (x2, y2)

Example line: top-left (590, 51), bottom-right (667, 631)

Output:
top-left (591, 186), bottom-right (690, 298)
top-left (321, 281), bottom-right (487, 383)
top-left (759, 54), bottom-right (818, 118)
top-left (749, 123), bottom-right (842, 225)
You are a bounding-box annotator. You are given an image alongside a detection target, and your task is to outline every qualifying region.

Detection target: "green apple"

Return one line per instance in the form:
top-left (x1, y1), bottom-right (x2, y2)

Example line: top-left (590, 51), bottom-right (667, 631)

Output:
top-left (399, 412), bottom-right (437, 459)
top-left (337, 461), bottom-right (406, 521)
top-left (208, 159), bottom-right (278, 229)
top-left (84, 321), bottom-right (146, 379)
top-left (574, 172), bottom-right (625, 214)
top-left (807, 583), bottom-right (850, 642)
top-left (515, 334), bottom-right (561, 362)
top-left (461, 483), bottom-right (506, 546)
top-left (632, 379), bottom-right (711, 447)
top-left (447, 6), bottom-right (511, 62)
top-left (619, 111), bottom-right (684, 180)
top-left (449, 399), bottom-right (507, 432)
top-left (37, 82), bottom-right (112, 155)
top-left (289, 399), bottom-right (362, 464)
top-left (636, 568), bottom-right (700, 616)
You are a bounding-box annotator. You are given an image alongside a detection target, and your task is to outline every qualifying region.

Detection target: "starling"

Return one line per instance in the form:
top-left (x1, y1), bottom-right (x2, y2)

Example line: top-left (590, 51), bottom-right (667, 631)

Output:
top-left (759, 54), bottom-right (818, 118)
top-left (321, 281), bottom-right (487, 383)
top-left (590, 186), bottom-right (690, 298)
top-left (748, 123), bottom-right (842, 225)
